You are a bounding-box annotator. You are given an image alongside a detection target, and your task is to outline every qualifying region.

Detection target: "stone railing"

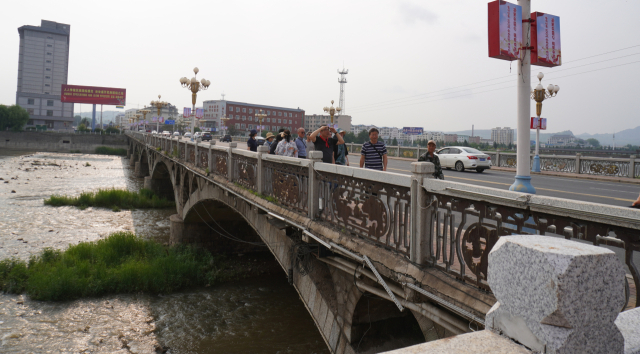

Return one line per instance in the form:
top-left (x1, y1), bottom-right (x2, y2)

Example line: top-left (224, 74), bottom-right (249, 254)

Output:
top-left (131, 132), bottom-right (640, 311)
top-left (343, 143), bottom-right (639, 178)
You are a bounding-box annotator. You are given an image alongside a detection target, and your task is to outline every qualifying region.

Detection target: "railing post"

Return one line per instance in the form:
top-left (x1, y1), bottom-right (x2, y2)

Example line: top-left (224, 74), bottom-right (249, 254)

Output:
top-left (195, 142), bottom-right (199, 167)
top-left (228, 142), bottom-right (237, 181)
top-left (495, 151), bottom-right (501, 167)
top-left (308, 151), bottom-right (323, 219)
top-left (410, 162), bottom-right (435, 265)
top-left (256, 146), bottom-right (269, 195)
top-left (575, 153), bottom-right (582, 174)
top-left (629, 155), bottom-right (636, 178)
top-left (208, 141), bottom-right (215, 174)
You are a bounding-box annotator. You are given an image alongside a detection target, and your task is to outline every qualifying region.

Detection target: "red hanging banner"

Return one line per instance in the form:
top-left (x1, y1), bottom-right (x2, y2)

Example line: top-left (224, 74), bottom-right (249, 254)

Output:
top-left (531, 12), bottom-right (561, 67)
top-left (488, 1), bottom-right (523, 61)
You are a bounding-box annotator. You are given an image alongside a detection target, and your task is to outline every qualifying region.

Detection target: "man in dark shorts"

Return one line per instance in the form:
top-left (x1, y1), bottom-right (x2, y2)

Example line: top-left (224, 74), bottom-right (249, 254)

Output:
top-left (310, 126), bottom-right (344, 163)
top-left (418, 140), bottom-right (444, 180)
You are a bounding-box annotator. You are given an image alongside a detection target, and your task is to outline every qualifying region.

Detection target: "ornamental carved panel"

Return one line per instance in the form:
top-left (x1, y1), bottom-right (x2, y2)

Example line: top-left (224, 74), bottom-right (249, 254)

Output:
top-left (316, 172), bottom-right (411, 256)
top-left (263, 160), bottom-right (308, 214)
top-left (200, 151), bottom-right (209, 168)
top-left (582, 160), bottom-right (629, 177)
top-left (234, 156), bottom-right (257, 190)
top-left (213, 152), bottom-right (228, 177)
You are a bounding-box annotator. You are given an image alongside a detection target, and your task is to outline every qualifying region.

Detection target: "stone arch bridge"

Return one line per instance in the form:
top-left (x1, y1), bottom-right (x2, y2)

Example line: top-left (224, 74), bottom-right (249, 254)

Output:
top-left (126, 132), bottom-right (640, 354)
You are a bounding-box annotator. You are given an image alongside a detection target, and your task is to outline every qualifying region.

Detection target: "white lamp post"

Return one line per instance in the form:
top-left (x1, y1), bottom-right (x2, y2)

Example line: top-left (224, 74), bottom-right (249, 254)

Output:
top-left (531, 72), bottom-right (560, 172)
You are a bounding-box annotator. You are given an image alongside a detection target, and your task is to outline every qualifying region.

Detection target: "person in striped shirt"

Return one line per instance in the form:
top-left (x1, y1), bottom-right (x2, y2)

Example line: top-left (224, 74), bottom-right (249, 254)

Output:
top-left (359, 128), bottom-right (387, 171)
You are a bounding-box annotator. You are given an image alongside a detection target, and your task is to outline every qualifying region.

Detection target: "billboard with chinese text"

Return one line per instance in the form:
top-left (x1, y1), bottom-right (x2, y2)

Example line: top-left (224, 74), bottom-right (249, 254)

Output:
top-left (531, 12), bottom-right (561, 67)
top-left (61, 85), bottom-right (126, 105)
top-left (488, 1), bottom-right (523, 61)
top-left (402, 127), bottom-right (424, 135)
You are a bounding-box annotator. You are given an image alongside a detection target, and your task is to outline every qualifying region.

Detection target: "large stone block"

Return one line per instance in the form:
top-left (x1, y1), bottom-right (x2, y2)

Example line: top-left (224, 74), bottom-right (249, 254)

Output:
top-left (486, 235), bottom-right (626, 354)
top-left (615, 308), bottom-right (640, 354)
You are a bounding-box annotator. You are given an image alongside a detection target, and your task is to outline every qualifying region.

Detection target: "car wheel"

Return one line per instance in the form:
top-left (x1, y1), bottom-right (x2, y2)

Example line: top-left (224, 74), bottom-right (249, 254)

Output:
top-left (476, 168), bottom-right (484, 173)
top-left (455, 161), bottom-right (465, 172)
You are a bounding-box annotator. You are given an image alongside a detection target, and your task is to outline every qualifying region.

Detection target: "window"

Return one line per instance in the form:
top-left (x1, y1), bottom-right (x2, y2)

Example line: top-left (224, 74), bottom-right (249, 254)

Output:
top-left (44, 92), bottom-right (49, 94)
top-left (46, 68), bottom-right (51, 71)
top-left (278, 119), bottom-right (281, 123)
top-left (242, 116), bottom-right (246, 121)
top-left (249, 109), bottom-right (253, 113)
top-left (248, 117), bottom-right (253, 121)
top-left (44, 84), bottom-right (50, 87)
top-left (241, 124), bottom-right (246, 129)
top-left (47, 36), bottom-right (53, 39)
top-left (242, 108), bottom-right (246, 113)
top-left (236, 107), bottom-right (240, 112)
top-left (278, 112), bottom-right (282, 116)
top-left (46, 60), bottom-right (52, 63)
top-left (45, 76), bottom-right (50, 79)
top-left (47, 100), bottom-right (54, 106)
top-left (289, 113), bottom-right (292, 117)
top-left (28, 98), bottom-right (34, 105)
top-left (289, 120), bottom-right (292, 124)
top-left (267, 110), bottom-right (271, 115)
top-left (46, 110), bottom-right (54, 116)
top-left (27, 109), bottom-right (34, 115)
top-left (228, 106), bottom-right (233, 111)
top-left (47, 52), bottom-right (52, 55)
top-left (248, 124), bottom-right (253, 129)
top-left (235, 123), bottom-right (240, 129)
top-left (47, 44), bottom-right (52, 47)
top-left (266, 118), bottom-right (270, 123)
top-left (235, 115), bottom-right (239, 119)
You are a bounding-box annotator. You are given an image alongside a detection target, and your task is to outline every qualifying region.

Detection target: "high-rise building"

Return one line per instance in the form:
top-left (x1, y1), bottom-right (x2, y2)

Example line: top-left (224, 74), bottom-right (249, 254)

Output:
top-left (304, 114), bottom-right (351, 133)
top-left (491, 127), bottom-right (514, 145)
top-left (16, 20), bottom-right (73, 130)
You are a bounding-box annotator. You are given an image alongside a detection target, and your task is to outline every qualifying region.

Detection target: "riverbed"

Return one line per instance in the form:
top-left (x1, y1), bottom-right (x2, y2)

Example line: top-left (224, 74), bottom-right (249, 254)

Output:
top-left (0, 150), bottom-right (328, 353)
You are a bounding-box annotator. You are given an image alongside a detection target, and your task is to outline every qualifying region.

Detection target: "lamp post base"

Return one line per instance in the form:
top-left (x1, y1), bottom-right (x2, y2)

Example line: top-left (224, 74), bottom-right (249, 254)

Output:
top-left (509, 175), bottom-right (536, 194)
top-left (532, 155), bottom-right (541, 173)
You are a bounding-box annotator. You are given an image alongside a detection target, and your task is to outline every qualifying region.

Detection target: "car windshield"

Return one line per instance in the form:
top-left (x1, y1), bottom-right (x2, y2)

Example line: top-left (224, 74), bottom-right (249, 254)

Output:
top-left (462, 148), bottom-right (482, 154)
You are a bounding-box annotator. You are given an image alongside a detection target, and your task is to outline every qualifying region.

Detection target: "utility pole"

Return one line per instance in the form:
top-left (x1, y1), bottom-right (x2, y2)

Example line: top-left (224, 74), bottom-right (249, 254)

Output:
top-left (509, 0), bottom-right (536, 194)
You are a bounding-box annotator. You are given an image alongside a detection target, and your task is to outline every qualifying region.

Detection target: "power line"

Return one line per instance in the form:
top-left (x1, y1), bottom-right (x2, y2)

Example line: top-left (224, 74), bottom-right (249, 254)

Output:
top-left (350, 61), bottom-right (640, 115)
top-left (349, 45), bottom-right (640, 113)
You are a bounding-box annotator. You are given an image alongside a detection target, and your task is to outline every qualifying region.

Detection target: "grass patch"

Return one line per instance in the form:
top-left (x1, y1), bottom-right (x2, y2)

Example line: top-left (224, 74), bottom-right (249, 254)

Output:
top-left (95, 146), bottom-right (127, 156)
top-left (84, 162), bottom-right (91, 167)
top-left (44, 188), bottom-right (175, 210)
top-left (234, 183), bottom-right (278, 203)
top-left (0, 232), bottom-right (237, 301)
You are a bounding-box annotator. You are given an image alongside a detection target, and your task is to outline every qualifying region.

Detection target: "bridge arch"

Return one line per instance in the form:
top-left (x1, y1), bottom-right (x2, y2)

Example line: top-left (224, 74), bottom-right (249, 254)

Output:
top-left (145, 159), bottom-right (176, 202)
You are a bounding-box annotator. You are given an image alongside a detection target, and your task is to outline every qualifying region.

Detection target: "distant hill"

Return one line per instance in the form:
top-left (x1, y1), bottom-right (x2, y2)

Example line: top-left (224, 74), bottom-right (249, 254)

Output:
top-left (444, 126), bottom-right (640, 146)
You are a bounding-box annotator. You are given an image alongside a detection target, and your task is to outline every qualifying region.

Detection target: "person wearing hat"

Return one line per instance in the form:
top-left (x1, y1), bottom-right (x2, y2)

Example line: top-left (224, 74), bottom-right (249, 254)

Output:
top-left (265, 132), bottom-right (275, 148)
top-left (332, 128), bottom-right (349, 166)
top-left (269, 128), bottom-right (286, 155)
top-left (418, 140), bottom-right (444, 180)
top-left (247, 129), bottom-right (258, 152)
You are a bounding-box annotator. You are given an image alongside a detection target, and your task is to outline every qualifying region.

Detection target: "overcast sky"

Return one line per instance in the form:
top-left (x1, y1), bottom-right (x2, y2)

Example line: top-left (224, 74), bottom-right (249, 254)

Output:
top-left (1, 0), bottom-right (639, 134)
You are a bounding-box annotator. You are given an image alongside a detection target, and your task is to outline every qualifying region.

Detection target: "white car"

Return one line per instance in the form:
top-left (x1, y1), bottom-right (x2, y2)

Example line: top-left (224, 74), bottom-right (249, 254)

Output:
top-left (151, 130), bottom-right (158, 135)
top-left (162, 131), bottom-right (171, 136)
top-left (194, 132), bottom-right (202, 139)
top-left (184, 132), bottom-right (192, 138)
top-left (173, 131), bottom-right (180, 136)
top-left (436, 146), bottom-right (492, 173)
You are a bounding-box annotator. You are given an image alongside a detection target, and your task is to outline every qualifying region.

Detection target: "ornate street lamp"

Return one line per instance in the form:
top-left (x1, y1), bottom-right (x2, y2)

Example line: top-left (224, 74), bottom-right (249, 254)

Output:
top-left (255, 109), bottom-right (267, 136)
top-left (220, 116), bottom-right (230, 136)
top-left (139, 109), bottom-right (151, 132)
top-left (133, 113), bottom-right (141, 131)
top-left (179, 67), bottom-right (210, 140)
top-left (150, 95), bottom-right (168, 134)
top-left (531, 72), bottom-right (560, 172)
top-left (323, 100), bottom-right (342, 127)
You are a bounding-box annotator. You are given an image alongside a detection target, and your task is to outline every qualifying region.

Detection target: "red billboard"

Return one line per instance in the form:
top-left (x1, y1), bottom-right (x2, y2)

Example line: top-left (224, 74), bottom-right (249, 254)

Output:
top-left (61, 84), bottom-right (126, 105)
top-left (488, 1), bottom-right (523, 61)
top-left (531, 12), bottom-right (561, 67)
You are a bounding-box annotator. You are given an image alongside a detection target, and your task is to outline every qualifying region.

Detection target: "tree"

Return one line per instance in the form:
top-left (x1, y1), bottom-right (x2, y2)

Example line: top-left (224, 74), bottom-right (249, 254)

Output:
top-left (0, 104), bottom-right (30, 131)
top-left (586, 138), bottom-right (600, 148)
top-left (355, 130), bottom-right (369, 144)
top-left (391, 137), bottom-right (398, 146)
top-left (80, 118), bottom-right (91, 127)
top-left (77, 123), bottom-right (89, 132)
top-left (105, 127), bottom-right (120, 134)
top-left (343, 132), bottom-right (357, 143)
top-left (227, 126), bottom-right (239, 136)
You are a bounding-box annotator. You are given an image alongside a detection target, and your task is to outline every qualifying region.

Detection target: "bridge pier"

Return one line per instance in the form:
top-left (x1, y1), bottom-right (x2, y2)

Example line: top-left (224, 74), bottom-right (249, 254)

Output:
top-left (134, 161), bottom-right (149, 178)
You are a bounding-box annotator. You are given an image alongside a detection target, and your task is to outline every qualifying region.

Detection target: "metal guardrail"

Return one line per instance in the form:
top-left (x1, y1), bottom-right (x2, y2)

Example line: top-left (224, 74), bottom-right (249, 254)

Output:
top-left (129, 131), bottom-right (640, 309)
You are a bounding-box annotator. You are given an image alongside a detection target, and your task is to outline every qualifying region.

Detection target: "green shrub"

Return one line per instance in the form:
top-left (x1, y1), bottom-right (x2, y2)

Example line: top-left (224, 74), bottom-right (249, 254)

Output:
top-left (0, 232), bottom-right (234, 301)
top-left (94, 146), bottom-right (127, 156)
top-left (44, 188), bottom-right (174, 210)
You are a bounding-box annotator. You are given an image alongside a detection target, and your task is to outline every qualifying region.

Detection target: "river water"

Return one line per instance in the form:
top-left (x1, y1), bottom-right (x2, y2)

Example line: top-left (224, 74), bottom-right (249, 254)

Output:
top-left (0, 150), bottom-right (329, 353)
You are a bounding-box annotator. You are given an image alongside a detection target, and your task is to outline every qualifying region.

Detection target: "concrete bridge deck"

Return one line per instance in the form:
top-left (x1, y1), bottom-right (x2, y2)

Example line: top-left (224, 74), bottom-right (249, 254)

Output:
top-left (126, 132), bottom-right (640, 353)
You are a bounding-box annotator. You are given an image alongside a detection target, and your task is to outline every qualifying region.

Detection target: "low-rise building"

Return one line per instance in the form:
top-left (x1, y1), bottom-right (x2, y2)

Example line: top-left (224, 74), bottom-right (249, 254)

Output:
top-left (548, 134), bottom-right (577, 146)
top-left (444, 134), bottom-right (458, 143)
top-left (203, 100), bottom-right (304, 134)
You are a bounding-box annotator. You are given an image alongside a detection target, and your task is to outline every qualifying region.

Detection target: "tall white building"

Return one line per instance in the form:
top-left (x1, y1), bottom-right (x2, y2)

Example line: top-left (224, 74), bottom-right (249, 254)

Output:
top-left (16, 20), bottom-right (73, 130)
top-left (304, 114), bottom-right (351, 133)
top-left (491, 127), bottom-right (514, 145)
